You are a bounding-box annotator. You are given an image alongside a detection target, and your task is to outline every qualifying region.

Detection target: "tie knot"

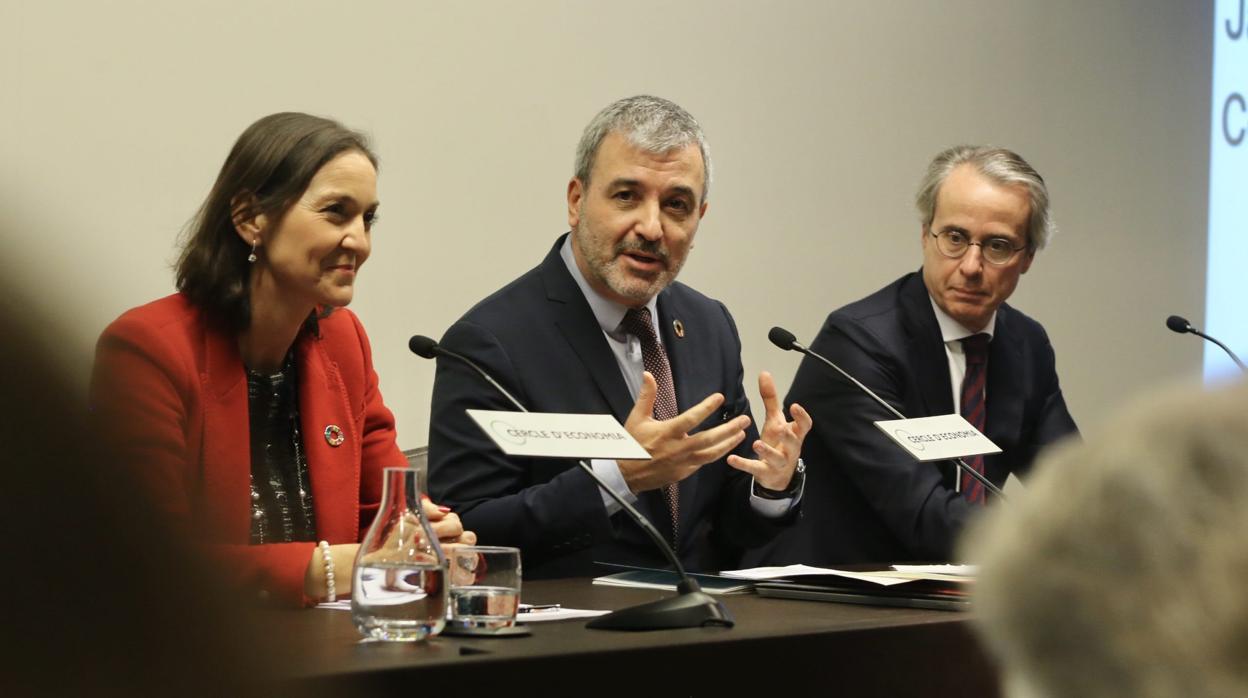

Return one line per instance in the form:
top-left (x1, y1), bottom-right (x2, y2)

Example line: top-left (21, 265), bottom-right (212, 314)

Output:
top-left (620, 307), bottom-right (658, 340)
top-left (962, 333), bottom-right (990, 365)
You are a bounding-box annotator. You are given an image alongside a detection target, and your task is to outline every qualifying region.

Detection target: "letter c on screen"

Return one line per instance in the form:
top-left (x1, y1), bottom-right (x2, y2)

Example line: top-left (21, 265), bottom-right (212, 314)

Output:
top-left (1224, 92), bottom-right (1245, 146)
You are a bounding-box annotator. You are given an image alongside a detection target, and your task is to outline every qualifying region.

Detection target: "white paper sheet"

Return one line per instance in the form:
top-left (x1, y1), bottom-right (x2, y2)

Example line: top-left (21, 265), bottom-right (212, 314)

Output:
top-left (316, 600), bottom-right (610, 623)
top-left (719, 564), bottom-right (913, 587)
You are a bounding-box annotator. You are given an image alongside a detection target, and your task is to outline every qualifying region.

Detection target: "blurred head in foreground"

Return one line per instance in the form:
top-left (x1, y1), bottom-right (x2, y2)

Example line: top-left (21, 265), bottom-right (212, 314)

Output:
top-left (966, 382), bottom-right (1248, 698)
top-left (0, 283), bottom-right (267, 697)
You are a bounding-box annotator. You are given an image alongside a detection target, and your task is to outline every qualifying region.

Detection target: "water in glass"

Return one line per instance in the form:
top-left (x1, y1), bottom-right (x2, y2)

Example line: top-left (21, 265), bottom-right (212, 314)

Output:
top-left (449, 585), bottom-right (521, 628)
top-left (353, 562), bottom-right (448, 641)
top-left (351, 467), bottom-right (448, 641)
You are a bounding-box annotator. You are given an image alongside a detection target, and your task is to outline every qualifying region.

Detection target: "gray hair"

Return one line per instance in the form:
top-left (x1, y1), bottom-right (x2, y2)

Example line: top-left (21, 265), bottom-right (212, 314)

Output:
top-left (964, 382), bottom-right (1248, 698)
top-left (573, 95), bottom-right (712, 203)
top-left (916, 145), bottom-right (1055, 251)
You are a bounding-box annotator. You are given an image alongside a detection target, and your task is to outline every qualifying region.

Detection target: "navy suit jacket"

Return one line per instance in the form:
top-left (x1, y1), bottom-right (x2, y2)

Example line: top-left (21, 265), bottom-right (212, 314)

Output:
top-left (429, 235), bottom-right (787, 578)
top-left (742, 271), bottom-right (1078, 566)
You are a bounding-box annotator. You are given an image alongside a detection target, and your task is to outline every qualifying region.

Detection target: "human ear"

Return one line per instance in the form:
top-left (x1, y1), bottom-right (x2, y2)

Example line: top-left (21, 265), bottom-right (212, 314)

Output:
top-left (567, 178), bottom-right (584, 229)
top-left (1020, 250), bottom-right (1035, 274)
top-left (230, 192), bottom-right (267, 245)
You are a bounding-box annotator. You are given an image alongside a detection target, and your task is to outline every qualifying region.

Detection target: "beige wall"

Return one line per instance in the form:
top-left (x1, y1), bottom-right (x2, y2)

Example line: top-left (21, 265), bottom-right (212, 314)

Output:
top-left (1, 0), bottom-right (1211, 447)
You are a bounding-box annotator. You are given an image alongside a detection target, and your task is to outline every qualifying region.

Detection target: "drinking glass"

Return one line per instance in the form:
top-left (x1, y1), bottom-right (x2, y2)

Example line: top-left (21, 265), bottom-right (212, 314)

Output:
top-left (447, 546), bottom-right (522, 629)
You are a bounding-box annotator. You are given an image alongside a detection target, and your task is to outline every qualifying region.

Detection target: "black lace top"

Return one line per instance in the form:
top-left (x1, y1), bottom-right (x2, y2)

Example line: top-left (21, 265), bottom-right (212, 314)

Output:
top-left (247, 354), bottom-right (317, 544)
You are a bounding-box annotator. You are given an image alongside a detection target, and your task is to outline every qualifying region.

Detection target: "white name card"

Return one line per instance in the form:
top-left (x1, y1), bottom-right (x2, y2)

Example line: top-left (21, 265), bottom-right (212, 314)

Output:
top-left (873, 414), bottom-right (1002, 462)
top-left (466, 410), bottom-right (651, 460)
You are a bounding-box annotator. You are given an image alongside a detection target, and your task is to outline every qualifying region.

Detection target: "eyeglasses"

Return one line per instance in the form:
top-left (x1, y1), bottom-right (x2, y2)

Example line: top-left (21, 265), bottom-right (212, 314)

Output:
top-left (929, 230), bottom-right (1027, 266)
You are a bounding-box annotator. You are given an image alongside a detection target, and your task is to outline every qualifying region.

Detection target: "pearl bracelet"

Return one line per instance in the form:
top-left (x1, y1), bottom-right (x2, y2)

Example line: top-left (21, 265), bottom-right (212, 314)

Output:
top-left (318, 540), bottom-right (337, 603)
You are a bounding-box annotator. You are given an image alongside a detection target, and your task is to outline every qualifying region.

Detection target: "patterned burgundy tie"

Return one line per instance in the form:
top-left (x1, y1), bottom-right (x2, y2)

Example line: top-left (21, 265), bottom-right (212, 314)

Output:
top-left (959, 333), bottom-right (991, 503)
top-left (619, 307), bottom-right (680, 543)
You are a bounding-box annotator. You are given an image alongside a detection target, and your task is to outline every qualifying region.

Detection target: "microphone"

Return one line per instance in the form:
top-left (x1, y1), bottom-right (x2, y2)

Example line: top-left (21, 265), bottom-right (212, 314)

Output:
top-left (1165, 315), bottom-right (1246, 373)
top-left (407, 334), bottom-right (439, 358)
top-left (767, 326), bottom-right (799, 351)
top-left (769, 326), bottom-right (1006, 501)
top-left (1165, 315), bottom-right (1191, 334)
top-left (410, 334), bottom-right (733, 631)
top-left (409, 335), bottom-right (528, 410)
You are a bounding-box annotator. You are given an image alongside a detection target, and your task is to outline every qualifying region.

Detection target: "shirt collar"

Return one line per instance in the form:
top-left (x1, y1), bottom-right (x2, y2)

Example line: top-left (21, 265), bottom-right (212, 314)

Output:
top-left (928, 295), bottom-right (996, 345)
top-left (560, 235), bottom-right (660, 339)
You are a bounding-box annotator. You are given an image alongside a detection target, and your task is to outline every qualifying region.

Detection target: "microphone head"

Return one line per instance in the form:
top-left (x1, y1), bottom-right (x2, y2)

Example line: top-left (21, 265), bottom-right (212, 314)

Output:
top-left (1165, 315), bottom-right (1192, 334)
top-left (768, 326), bottom-right (798, 351)
top-left (408, 335), bottom-right (440, 359)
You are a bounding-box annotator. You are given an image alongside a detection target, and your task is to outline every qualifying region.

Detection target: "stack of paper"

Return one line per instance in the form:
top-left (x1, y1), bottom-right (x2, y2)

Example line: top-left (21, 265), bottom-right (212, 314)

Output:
top-left (719, 564), bottom-right (975, 611)
top-left (720, 563), bottom-right (975, 586)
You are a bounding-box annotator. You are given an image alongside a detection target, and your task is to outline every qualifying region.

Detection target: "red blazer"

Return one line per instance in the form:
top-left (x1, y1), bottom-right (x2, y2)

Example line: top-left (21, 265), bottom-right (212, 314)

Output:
top-left (91, 293), bottom-right (404, 605)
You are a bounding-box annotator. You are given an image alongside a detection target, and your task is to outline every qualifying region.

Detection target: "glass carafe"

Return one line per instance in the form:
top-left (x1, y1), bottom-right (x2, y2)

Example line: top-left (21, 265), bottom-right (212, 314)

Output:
top-left (351, 467), bottom-right (448, 641)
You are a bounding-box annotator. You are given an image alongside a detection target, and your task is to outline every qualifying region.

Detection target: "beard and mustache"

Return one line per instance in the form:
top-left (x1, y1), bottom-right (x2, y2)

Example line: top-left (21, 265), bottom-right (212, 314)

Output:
top-left (577, 224), bottom-right (687, 306)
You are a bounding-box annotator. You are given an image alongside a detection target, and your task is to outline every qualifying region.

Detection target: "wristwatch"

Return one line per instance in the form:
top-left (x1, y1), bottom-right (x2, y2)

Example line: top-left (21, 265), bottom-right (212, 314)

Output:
top-left (753, 458), bottom-right (806, 500)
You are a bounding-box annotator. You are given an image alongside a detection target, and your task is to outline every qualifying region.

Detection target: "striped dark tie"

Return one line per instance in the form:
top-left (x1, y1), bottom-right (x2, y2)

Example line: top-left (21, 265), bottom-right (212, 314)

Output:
top-left (620, 307), bottom-right (680, 543)
top-left (959, 333), bottom-right (991, 503)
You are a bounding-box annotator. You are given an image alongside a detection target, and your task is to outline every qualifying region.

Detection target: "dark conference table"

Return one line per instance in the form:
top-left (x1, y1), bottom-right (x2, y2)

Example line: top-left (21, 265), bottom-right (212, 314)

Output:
top-left (266, 578), bottom-right (1001, 695)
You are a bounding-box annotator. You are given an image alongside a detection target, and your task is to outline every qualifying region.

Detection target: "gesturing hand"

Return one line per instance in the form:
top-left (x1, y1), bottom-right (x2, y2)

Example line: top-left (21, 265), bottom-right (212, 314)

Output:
top-left (617, 371), bottom-right (752, 494)
top-left (727, 371), bottom-right (812, 491)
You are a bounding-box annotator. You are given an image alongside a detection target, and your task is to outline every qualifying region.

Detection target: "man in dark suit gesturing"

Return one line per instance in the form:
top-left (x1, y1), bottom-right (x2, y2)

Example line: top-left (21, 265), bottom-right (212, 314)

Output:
top-left (429, 96), bottom-right (811, 579)
top-left (745, 145), bottom-right (1078, 567)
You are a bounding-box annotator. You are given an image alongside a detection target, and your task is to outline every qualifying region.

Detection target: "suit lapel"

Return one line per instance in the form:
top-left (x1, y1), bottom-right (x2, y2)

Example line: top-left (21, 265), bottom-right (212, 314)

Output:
top-left (899, 272), bottom-right (954, 416)
top-left (656, 290), bottom-right (702, 546)
top-left (539, 239), bottom-right (635, 420)
top-left (200, 321), bottom-right (250, 541)
top-left (298, 333), bottom-right (361, 543)
top-left (985, 306), bottom-right (1025, 481)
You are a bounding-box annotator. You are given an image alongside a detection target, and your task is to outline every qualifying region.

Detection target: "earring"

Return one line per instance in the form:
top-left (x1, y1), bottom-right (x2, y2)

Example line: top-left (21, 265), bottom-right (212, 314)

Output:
top-left (247, 239), bottom-right (258, 264)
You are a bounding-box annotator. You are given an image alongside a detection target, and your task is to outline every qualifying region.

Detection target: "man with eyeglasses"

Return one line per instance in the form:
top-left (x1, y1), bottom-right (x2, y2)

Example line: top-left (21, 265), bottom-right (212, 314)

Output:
top-left (743, 145), bottom-right (1078, 567)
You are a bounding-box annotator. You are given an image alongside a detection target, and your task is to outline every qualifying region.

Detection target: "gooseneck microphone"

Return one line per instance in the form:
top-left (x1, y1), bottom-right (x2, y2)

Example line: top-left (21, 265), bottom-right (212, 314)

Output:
top-left (768, 328), bottom-right (906, 420)
top-left (768, 326), bottom-right (1006, 501)
top-left (1165, 315), bottom-right (1247, 373)
top-left (409, 335), bottom-right (529, 409)
top-left (1164, 315), bottom-right (1191, 334)
top-left (409, 334), bottom-right (733, 631)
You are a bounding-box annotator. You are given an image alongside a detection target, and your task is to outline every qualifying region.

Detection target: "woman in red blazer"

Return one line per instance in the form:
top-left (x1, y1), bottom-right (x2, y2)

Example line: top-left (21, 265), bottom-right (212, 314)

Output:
top-left (91, 113), bottom-right (472, 606)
